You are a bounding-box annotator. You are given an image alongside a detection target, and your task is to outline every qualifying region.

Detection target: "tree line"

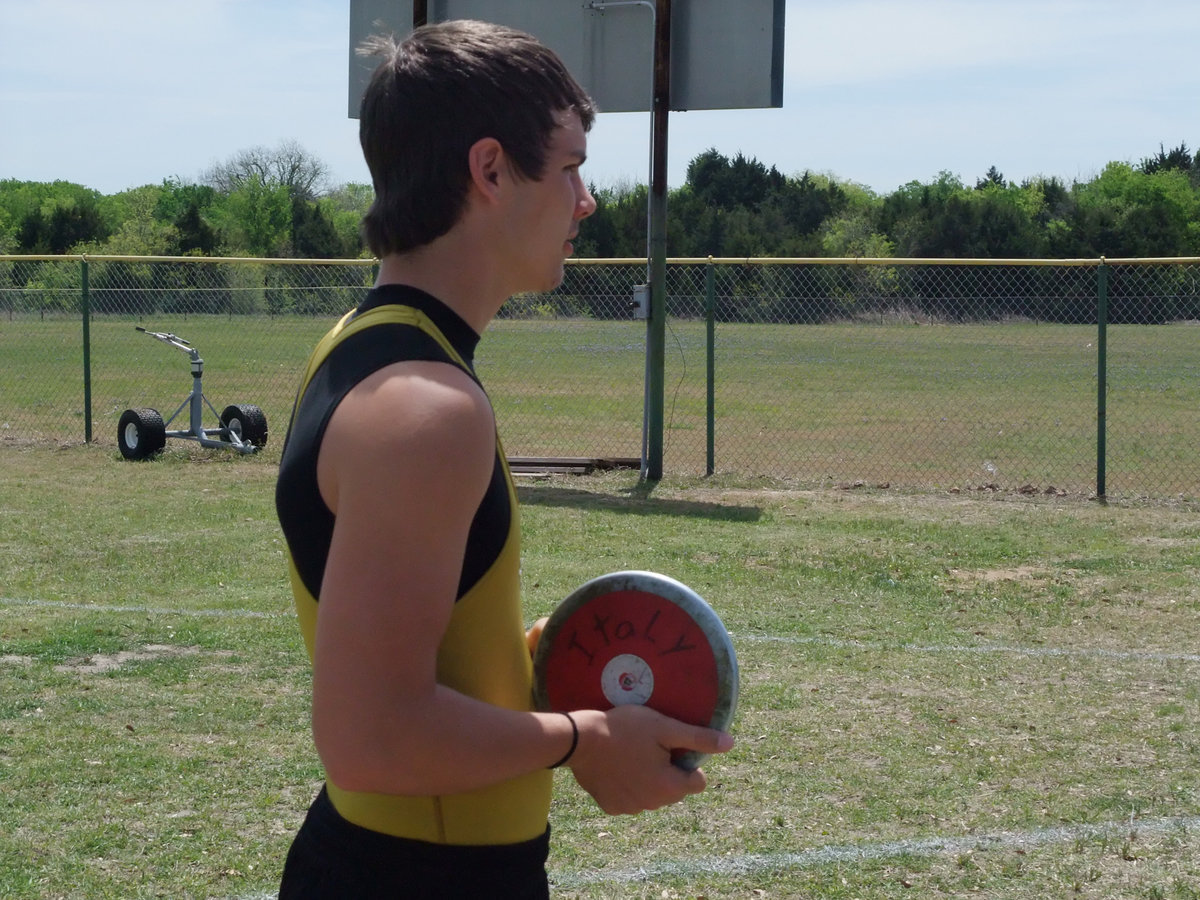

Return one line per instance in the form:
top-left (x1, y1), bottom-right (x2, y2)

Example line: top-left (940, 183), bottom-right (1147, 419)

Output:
top-left (2, 139), bottom-right (1198, 323)
top-left (0, 140), bottom-right (367, 260)
top-left (3, 139), bottom-right (1199, 262)
top-left (575, 142), bottom-right (1200, 260)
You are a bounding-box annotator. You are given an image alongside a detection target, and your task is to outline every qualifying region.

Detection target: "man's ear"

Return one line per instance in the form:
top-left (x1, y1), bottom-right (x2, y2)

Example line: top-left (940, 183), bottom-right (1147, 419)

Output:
top-left (467, 137), bottom-right (506, 202)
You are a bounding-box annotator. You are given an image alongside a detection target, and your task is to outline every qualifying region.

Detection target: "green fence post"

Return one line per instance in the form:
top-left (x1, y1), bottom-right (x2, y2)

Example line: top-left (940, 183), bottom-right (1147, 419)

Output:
top-left (1096, 259), bottom-right (1108, 498)
top-left (705, 258), bottom-right (715, 476)
top-left (81, 257), bottom-right (93, 443)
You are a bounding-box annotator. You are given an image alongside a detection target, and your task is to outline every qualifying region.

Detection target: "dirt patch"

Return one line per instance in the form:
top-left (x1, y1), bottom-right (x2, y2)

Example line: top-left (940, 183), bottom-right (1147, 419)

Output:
top-left (54, 644), bottom-right (201, 674)
top-left (1130, 534), bottom-right (1196, 549)
top-left (948, 565), bottom-right (1048, 585)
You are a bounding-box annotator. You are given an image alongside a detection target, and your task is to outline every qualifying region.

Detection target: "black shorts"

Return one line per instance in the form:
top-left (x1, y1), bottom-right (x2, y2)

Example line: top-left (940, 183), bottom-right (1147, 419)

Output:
top-left (278, 787), bottom-right (551, 900)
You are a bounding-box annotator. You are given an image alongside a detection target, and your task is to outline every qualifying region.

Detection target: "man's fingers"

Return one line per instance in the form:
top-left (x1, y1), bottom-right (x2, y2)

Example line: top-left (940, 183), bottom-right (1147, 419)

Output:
top-left (670, 724), bottom-right (735, 756)
top-left (525, 617), bottom-right (548, 656)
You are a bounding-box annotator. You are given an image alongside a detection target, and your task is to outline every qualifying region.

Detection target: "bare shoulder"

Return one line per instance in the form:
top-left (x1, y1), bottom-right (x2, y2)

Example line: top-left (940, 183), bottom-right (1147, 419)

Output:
top-left (318, 360), bottom-right (496, 514)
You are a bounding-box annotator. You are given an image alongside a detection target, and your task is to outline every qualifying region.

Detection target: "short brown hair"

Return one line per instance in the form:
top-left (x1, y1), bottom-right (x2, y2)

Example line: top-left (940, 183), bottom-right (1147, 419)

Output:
top-left (358, 20), bottom-right (597, 257)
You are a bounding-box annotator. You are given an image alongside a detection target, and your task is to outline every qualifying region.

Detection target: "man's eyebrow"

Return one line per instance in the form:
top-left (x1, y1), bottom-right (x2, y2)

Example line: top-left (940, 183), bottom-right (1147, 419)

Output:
top-left (567, 149), bottom-right (588, 165)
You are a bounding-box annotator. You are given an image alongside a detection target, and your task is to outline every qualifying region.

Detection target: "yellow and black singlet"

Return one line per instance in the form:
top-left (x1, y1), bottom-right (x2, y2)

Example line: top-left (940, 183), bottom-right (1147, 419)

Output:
top-left (275, 284), bottom-right (552, 847)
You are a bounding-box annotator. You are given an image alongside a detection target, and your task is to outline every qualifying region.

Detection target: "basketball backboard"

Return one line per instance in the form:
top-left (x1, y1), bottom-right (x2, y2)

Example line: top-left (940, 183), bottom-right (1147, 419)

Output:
top-left (348, 0), bottom-right (784, 116)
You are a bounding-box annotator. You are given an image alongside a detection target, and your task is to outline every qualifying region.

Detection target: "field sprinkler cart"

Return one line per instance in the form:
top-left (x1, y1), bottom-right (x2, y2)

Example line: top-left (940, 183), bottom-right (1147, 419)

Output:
top-left (117, 327), bottom-right (268, 460)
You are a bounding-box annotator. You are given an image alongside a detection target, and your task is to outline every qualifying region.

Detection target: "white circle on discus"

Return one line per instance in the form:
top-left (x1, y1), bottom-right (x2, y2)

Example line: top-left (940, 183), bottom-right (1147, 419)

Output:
top-left (601, 653), bottom-right (655, 706)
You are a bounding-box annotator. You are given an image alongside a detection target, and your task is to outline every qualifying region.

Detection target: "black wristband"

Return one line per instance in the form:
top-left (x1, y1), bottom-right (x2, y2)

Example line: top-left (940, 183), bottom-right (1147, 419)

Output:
top-left (548, 711), bottom-right (578, 769)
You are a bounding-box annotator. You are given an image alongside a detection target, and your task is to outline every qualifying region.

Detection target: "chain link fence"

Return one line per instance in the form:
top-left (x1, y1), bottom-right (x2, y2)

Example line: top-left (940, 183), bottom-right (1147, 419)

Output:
top-left (2, 254), bottom-right (1198, 499)
top-left (662, 260), bottom-right (1200, 499)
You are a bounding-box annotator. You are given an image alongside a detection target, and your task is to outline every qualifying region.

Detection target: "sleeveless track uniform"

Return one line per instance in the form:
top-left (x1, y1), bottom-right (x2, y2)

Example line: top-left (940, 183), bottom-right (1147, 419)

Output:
top-left (275, 284), bottom-right (552, 898)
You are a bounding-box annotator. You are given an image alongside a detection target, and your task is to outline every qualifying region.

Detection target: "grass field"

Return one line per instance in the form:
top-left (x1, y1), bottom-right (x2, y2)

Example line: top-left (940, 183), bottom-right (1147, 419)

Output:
top-left (3, 314), bottom-right (1199, 495)
top-left (1, 445), bottom-right (1198, 898)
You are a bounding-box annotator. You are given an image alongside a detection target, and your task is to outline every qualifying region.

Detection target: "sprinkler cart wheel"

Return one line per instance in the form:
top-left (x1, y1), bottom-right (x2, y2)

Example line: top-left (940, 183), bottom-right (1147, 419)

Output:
top-left (117, 408), bottom-right (167, 460)
top-left (220, 405), bottom-right (269, 449)
top-left (118, 327), bottom-right (268, 459)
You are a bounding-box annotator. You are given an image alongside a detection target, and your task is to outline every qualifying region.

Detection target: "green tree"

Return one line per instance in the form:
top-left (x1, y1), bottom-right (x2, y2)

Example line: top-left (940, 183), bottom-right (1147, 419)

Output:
top-left (571, 184), bottom-right (620, 258)
top-left (0, 180), bottom-right (111, 253)
top-left (0, 181), bottom-right (46, 251)
top-left (1140, 142), bottom-right (1193, 176)
top-left (291, 196), bottom-right (347, 258)
top-left (821, 181), bottom-right (891, 258)
top-left (319, 183), bottom-right (372, 257)
top-left (685, 149), bottom-right (784, 211)
top-left (975, 166), bottom-right (1007, 190)
top-left (880, 171), bottom-right (966, 257)
top-left (776, 172), bottom-right (847, 237)
top-left (86, 185), bottom-right (174, 256)
top-left (881, 171), bottom-right (1043, 260)
top-left (213, 175), bottom-right (292, 256)
top-left (1054, 162), bottom-right (1198, 258)
top-left (151, 179), bottom-right (221, 256)
top-left (154, 178), bottom-right (218, 226)
top-left (173, 201), bottom-right (218, 255)
top-left (22, 194), bottom-right (111, 253)
top-left (15, 208), bottom-right (49, 253)
top-left (586, 182), bottom-right (649, 258)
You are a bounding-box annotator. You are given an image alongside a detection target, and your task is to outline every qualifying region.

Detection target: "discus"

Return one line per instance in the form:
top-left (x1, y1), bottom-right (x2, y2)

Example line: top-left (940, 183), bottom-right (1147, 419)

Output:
top-left (532, 570), bottom-right (738, 770)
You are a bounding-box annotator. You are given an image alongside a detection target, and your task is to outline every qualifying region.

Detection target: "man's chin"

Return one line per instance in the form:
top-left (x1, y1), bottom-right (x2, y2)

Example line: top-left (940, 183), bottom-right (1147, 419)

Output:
top-left (518, 259), bottom-right (567, 295)
top-left (542, 266), bottom-right (566, 292)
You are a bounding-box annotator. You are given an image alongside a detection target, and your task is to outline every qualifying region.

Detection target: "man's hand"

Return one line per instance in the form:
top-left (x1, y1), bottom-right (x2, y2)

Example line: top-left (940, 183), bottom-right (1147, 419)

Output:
top-left (526, 616), bottom-right (548, 657)
top-left (566, 705), bottom-right (734, 815)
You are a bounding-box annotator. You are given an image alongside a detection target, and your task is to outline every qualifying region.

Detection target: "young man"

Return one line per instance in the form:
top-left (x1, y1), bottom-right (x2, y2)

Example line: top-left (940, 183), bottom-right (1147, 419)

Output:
top-left (275, 20), bottom-right (733, 898)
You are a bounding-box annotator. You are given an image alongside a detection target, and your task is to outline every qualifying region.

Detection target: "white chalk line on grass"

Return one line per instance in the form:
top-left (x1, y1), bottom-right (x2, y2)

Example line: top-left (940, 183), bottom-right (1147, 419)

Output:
top-left (549, 814), bottom-right (1200, 887)
top-left (5, 596), bottom-right (1198, 665)
top-left (734, 632), bottom-right (1200, 665)
top-left (227, 814), bottom-right (1200, 897)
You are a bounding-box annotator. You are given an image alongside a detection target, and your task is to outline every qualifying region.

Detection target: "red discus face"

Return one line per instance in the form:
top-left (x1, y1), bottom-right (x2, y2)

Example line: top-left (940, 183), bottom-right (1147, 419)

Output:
top-left (539, 587), bottom-right (720, 726)
top-left (533, 572), bottom-right (739, 769)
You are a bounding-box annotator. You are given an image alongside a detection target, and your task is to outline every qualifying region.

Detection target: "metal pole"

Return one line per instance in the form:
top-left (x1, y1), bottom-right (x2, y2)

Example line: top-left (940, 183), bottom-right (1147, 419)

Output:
top-left (412, 0), bottom-right (427, 27)
top-left (81, 258), bottom-right (92, 443)
top-left (643, 0), bottom-right (670, 481)
top-left (1096, 259), bottom-right (1109, 499)
top-left (190, 351), bottom-right (205, 435)
top-left (705, 258), bottom-right (715, 476)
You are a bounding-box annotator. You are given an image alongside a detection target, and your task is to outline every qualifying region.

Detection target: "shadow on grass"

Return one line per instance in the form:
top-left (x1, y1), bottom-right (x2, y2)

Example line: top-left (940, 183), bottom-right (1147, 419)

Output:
top-left (517, 484), bottom-right (762, 522)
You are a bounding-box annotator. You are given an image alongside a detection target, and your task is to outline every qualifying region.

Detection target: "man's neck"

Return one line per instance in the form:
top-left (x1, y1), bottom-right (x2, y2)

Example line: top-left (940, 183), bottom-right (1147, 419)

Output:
top-left (374, 234), bottom-right (509, 336)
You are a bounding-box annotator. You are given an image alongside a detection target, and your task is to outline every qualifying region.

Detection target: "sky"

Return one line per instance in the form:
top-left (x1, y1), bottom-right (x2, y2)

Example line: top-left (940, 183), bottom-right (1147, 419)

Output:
top-left (3, 0), bottom-right (1200, 198)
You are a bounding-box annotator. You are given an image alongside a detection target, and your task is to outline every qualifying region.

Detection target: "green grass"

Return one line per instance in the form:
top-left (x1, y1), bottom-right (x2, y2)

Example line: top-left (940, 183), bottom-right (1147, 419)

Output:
top-left (2, 446), bottom-right (1199, 897)
top-left (3, 315), bottom-right (1200, 495)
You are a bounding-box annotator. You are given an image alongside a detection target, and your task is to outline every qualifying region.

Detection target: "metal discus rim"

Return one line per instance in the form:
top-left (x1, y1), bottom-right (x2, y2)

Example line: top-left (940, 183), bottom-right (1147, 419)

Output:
top-left (532, 570), bottom-right (739, 766)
